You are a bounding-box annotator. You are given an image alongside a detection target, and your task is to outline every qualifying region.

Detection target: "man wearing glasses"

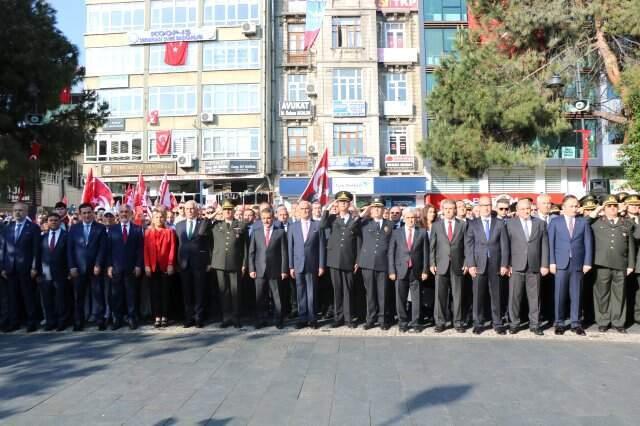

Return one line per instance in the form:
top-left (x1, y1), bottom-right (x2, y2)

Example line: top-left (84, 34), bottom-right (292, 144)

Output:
top-left (495, 198), bottom-right (511, 222)
top-left (389, 206), bottom-right (403, 230)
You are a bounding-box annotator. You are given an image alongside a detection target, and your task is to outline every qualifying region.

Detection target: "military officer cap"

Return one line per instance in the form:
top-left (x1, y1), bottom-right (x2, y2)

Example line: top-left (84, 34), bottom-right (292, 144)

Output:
top-left (602, 195), bottom-right (619, 206)
top-left (335, 191), bottom-right (353, 202)
top-left (370, 197), bottom-right (385, 207)
top-left (617, 192), bottom-right (630, 203)
top-left (221, 199), bottom-right (235, 210)
top-left (103, 210), bottom-right (115, 217)
top-left (581, 198), bottom-right (598, 210)
top-left (624, 194), bottom-right (640, 205)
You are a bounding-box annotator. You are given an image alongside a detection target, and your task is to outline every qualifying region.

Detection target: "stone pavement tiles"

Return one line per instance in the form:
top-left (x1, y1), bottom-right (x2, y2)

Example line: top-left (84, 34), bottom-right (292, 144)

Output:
top-left (0, 329), bottom-right (639, 425)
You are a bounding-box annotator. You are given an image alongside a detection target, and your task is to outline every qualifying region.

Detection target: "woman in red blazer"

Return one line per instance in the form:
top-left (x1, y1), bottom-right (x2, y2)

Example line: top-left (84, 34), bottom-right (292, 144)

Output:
top-left (144, 207), bottom-right (176, 327)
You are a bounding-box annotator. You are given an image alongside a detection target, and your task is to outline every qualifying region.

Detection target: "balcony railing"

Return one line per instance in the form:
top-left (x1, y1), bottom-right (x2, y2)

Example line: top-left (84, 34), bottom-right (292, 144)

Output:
top-left (383, 101), bottom-right (413, 117)
top-left (378, 48), bottom-right (418, 64)
top-left (284, 50), bottom-right (313, 67)
top-left (285, 0), bottom-right (307, 15)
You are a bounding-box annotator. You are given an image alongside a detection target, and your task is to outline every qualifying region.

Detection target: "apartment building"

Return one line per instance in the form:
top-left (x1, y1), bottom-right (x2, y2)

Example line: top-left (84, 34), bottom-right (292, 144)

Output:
top-left (83, 0), bottom-right (272, 203)
top-left (276, 0), bottom-right (428, 207)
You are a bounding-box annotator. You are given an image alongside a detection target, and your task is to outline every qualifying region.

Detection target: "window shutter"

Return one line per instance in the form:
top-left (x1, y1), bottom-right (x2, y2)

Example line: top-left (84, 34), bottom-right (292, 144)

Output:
top-left (488, 169), bottom-right (536, 193)
top-left (545, 169), bottom-right (562, 193)
top-left (431, 169), bottom-right (480, 193)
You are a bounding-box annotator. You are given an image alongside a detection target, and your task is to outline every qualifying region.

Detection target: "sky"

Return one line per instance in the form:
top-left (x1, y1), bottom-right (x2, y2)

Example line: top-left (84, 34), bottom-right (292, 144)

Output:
top-left (49, 0), bottom-right (85, 65)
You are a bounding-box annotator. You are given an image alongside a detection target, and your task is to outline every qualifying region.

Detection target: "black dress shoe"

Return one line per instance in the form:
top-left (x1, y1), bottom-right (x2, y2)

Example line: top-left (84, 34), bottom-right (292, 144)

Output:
top-left (495, 327), bottom-right (506, 335)
top-left (254, 321), bottom-right (267, 329)
top-left (26, 324), bottom-right (37, 333)
top-left (73, 323), bottom-right (83, 332)
top-left (572, 327), bottom-right (586, 336)
top-left (310, 321), bottom-right (319, 329)
top-left (433, 325), bottom-right (445, 333)
top-left (331, 321), bottom-right (344, 328)
top-left (455, 326), bottom-right (466, 333)
top-left (97, 322), bottom-right (106, 331)
top-left (508, 327), bottom-right (519, 335)
top-left (295, 321), bottom-right (307, 329)
top-left (195, 320), bottom-right (204, 328)
top-left (44, 323), bottom-right (56, 332)
top-left (381, 324), bottom-right (391, 331)
top-left (288, 311), bottom-right (299, 319)
top-left (598, 325), bottom-right (609, 332)
top-left (275, 322), bottom-right (284, 329)
top-left (472, 327), bottom-right (482, 335)
top-left (363, 323), bottom-right (375, 330)
top-left (530, 328), bottom-right (544, 336)
top-left (399, 325), bottom-right (409, 333)
top-left (348, 322), bottom-right (357, 329)
top-left (220, 321), bottom-right (233, 328)
top-left (111, 320), bottom-right (122, 331)
top-left (183, 320), bottom-right (195, 328)
top-left (554, 327), bottom-right (565, 335)
top-left (615, 327), bottom-right (627, 334)
top-left (56, 324), bottom-right (66, 332)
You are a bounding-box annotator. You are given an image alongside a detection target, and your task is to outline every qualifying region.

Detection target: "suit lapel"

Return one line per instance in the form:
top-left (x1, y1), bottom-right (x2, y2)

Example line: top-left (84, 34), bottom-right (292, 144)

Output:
top-left (451, 219), bottom-right (461, 243)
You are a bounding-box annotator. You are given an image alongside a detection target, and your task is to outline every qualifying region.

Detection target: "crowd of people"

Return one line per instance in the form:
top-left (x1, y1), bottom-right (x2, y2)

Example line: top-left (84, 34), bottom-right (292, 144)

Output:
top-left (1, 190), bottom-right (640, 337)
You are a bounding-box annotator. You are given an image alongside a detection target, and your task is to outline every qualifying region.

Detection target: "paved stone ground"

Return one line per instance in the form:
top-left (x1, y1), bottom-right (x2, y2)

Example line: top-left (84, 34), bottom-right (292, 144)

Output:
top-left (1, 325), bottom-right (639, 426)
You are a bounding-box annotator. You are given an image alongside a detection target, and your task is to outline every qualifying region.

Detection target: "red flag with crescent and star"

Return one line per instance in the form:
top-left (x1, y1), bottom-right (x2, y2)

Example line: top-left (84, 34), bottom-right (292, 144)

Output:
top-left (155, 130), bottom-right (172, 155)
top-left (164, 41), bottom-right (188, 66)
top-left (299, 147), bottom-right (329, 206)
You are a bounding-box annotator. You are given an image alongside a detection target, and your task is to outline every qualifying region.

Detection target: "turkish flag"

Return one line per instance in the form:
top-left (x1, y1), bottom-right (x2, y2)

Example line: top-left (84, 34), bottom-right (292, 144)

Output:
top-left (165, 41), bottom-right (188, 66)
top-left (157, 172), bottom-right (172, 208)
top-left (299, 147), bottom-right (329, 206)
top-left (155, 130), bottom-right (172, 155)
top-left (576, 129), bottom-right (592, 188)
top-left (81, 168), bottom-right (113, 208)
top-left (28, 141), bottom-right (41, 160)
top-left (59, 86), bottom-right (72, 104)
top-left (148, 110), bottom-right (159, 125)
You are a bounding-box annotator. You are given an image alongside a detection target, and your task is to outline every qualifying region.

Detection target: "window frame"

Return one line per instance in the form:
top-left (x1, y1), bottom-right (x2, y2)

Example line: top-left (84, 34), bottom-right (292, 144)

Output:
top-left (148, 129), bottom-right (198, 160)
top-left (202, 40), bottom-right (260, 70)
top-left (332, 68), bottom-right (363, 102)
top-left (286, 74), bottom-right (308, 102)
top-left (148, 85), bottom-right (197, 117)
top-left (201, 128), bottom-right (260, 159)
top-left (149, 43), bottom-right (198, 73)
top-left (86, 2), bottom-right (145, 34)
top-left (202, 84), bottom-right (261, 114)
top-left (332, 17), bottom-right (362, 49)
top-left (203, 0), bottom-right (260, 27)
top-left (333, 124), bottom-right (364, 156)
top-left (97, 88), bottom-right (144, 118)
top-left (424, 28), bottom-right (457, 66)
top-left (388, 126), bottom-right (408, 155)
top-left (85, 132), bottom-right (143, 163)
top-left (383, 22), bottom-right (405, 48)
top-left (150, 0), bottom-right (198, 29)
top-left (385, 73), bottom-right (407, 102)
top-left (85, 46), bottom-right (144, 76)
top-left (423, 0), bottom-right (468, 22)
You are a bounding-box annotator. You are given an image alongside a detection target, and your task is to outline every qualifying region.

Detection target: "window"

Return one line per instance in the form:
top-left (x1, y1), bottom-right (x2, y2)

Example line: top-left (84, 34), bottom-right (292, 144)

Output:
top-left (97, 88), bottom-right (143, 118)
top-left (388, 127), bottom-right (407, 155)
top-left (288, 24), bottom-right (305, 53)
top-left (202, 128), bottom-right (260, 159)
top-left (332, 69), bottom-right (363, 101)
top-left (333, 124), bottom-right (364, 155)
top-left (287, 75), bottom-right (308, 101)
top-left (385, 73), bottom-right (407, 101)
top-left (148, 129), bottom-right (197, 159)
top-left (425, 28), bottom-right (457, 65)
top-left (203, 40), bottom-right (260, 70)
top-left (431, 169), bottom-right (480, 193)
top-left (86, 3), bottom-right (144, 34)
top-left (488, 169), bottom-right (536, 193)
top-left (204, 0), bottom-right (260, 26)
top-left (150, 0), bottom-right (197, 29)
top-left (287, 127), bottom-right (308, 171)
top-left (148, 86), bottom-right (197, 116)
top-left (423, 0), bottom-right (467, 22)
top-left (202, 84), bottom-right (260, 114)
top-left (85, 133), bottom-right (143, 162)
top-left (426, 73), bottom-right (437, 96)
top-left (332, 17), bottom-right (361, 48)
top-left (86, 46), bottom-right (144, 76)
top-left (383, 23), bottom-right (405, 48)
top-left (149, 44), bottom-right (197, 73)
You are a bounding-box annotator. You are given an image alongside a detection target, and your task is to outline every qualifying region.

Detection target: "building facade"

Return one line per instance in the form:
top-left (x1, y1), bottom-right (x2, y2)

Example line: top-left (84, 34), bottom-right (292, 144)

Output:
top-left (84, 0), bottom-right (272, 203)
top-left (276, 0), bottom-right (428, 207)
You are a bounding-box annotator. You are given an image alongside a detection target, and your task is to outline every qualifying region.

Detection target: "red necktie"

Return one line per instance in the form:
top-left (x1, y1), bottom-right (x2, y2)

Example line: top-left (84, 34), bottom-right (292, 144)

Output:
top-left (265, 227), bottom-right (271, 246)
top-left (407, 228), bottom-right (413, 268)
top-left (49, 232), bottom-right (56, 252)
top-left (122, 225), bottom-right (128, 243)
top-left (447, 221), bottom-right (453, 242)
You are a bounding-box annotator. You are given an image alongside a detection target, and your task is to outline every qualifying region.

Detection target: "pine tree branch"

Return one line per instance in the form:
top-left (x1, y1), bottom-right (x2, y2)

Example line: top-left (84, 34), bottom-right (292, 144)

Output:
top-left (591, 110), bottom-right (628, 124)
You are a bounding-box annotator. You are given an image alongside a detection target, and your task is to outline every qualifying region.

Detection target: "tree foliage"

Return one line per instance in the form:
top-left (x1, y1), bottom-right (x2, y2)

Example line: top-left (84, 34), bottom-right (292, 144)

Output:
top-left (419, 0), bottom-right (639, 178)
top-left (0, 0), bottom-right (107, 199)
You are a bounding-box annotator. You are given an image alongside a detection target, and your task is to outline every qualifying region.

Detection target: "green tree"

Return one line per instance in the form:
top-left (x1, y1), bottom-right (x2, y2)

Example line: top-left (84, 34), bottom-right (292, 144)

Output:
top-left (0, 0), bottom-right (107, 202)
top-left (419, 0), bottom-right (639, 178)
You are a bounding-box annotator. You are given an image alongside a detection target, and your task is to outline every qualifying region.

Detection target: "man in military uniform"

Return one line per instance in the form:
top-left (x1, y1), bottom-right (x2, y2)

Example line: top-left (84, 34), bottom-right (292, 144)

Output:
top-left (591, 195), bottom-right (635, 333)
top-left (580, 194), bottom-right (599, 324)
top-left (625, 195), bottom-right (640, 325)
top-left (355, 197), bottom-right (393, 330)
top-left (201, 199), bottom-right (249, 328)
top-left (320, 191), bottom-right (361, 328)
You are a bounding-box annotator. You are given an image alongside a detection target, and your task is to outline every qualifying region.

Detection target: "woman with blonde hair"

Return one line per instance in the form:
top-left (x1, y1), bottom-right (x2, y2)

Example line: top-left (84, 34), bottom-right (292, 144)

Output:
top-left (144, 206), bottom-right (177, 327)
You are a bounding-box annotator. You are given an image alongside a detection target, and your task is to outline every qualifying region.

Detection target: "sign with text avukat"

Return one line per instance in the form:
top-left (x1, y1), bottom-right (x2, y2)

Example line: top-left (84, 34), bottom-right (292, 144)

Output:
top-left (128, 27), bottom-right (217, 45)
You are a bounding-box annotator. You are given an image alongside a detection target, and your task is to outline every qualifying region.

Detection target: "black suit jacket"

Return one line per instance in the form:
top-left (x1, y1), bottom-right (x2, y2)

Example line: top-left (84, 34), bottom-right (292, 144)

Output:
top-left (1, 220), bottom-right (40, 275)
top-left (464, 217), bottom-right (509, 274)
top-left (388, 226), bottom-right (429, 280)
top-left (175, 219), bottom-right (210, 271)
top-left (67, 221), bottom-right (107, 275)
top-left (37, 229), bottom-right (68, 282)
top-left (107, 223), bottom-right (144, 275)
top-left (430, 218), bottom-right (466, 275)
top-left (249, 226), bottom-right (288, 279)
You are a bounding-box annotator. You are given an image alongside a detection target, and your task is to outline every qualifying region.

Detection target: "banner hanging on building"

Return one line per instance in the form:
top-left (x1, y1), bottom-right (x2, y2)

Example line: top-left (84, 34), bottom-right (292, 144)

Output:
top-left (155, 130), bottom-right (172, 155)
top-left (304, 0), bottom-right (327, 50)
top-left (164, 41), bottom-right (188, 65)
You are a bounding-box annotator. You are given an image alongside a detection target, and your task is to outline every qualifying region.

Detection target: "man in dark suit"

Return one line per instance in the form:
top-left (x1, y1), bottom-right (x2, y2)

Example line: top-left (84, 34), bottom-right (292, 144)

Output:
top-left (464, 196), bottom-right (509, 335)
top-left (36, 213), bottom-right (68, 331)
top-left (505, 198), bottom-right (550, 336)
top-left (201, 199), bottom-right (249, 328)
top-left (275, 205), bottom-right (297, 318)
top-left (106, 205), bottom-right (144, 330)
top-left (0, 220), bottom-right (7, 330)
top-left (175, 200), bottom-right (209, 328)
top-left (356, 198), bottom-right (393, 330)
top-left (1, 202), bottom-right (40, 332)
top-left (249, 207), bottom-right (288, 328)
top-left (548, 195), bottom-right (593, 336)
top-left (320, 191), bottom-right (361, 328)
top-left (430, 199), bottom-right (468, 333)
top-left (67, 202), bottom-right (107, 331)
top-left (288, 200), bottom-right (325, 329)
top-left (388, 208), bottom-right (429, 332)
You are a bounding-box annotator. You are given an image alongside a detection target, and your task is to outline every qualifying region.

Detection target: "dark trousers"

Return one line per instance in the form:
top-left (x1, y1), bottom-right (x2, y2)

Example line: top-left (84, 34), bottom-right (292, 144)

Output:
top-left (149, 270), bottom-right (171, 318)
top-left (594, 267), bottom-right (626, 328)
top-left (287, 277), bottom-right (297, 314)
top-left (421, 275), bottom-right (435, 322)
top-left (216, 270), bottom-right (240, 323)
top-left (103, 276), bottom-right (112, 322)
top-left (473, 270), bottom-right (502, 327)
top-left (0, 275), bottom-right (8, 327)
top-left (509, 270), bottom-right (541, 329)
top-left (361, 269), bottom-right (387, 325)
top-left (256, 277), bottom-right (283, 322)
top-left (296, 272), bottom-right (318, 322)
top-left (40, 279), bottom-right (67, 327)
top-left (635, 275), bottom-right (640, 324)
top-left (554, 263), bottom-right (583, 327)
top-left (111, 272), bottom-right (139, 322)
top-left (180, 267), bottom-right (206, 321)
top-left (329, 268), bottom-right (354, 323)
top-left (396, 275), bottom-right (421, 326)
top-left (73, 273), bottom-right (104, 326)
top-left (434, 269), bottom-right (463, 327)
top-left (7, 272), bottom-right (37, 327)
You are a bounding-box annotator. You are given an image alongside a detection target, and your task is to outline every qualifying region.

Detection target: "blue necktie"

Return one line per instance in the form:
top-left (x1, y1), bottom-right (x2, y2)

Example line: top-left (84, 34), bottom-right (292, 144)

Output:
top-left (15, 223), bottom-right (22, 241)
top-left (84, 224), bottom-right (90, 242)
top-left (484, 219), bottom-right (490, 240)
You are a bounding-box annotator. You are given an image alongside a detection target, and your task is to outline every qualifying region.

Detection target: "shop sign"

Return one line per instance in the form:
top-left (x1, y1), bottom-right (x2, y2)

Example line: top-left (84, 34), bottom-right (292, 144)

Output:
top-left (203, 160), bottom-right (259, 174)
top-left (128, 27), bottom-right (217, 45)
top-left (332, 177), bottom-right (374, 194)
top-left (329, 156), bottom-right (374, 170)
top-left (101, 162), bottom-right (177, 177)
top-left (332, 100), bottom-right (366, 117)
top-left (279, 101), bottom-right (313, 118)
top-left (384, 155), bottom-right (415, 169)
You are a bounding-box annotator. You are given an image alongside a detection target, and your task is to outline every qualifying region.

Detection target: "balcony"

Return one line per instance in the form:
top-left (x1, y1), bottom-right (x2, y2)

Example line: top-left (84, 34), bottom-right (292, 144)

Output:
top-left (383, 101), bottom-right (413, 117)
top-left (287, 158), bottom-right (309, 172)
top-left (283, 50), bottom-right (313, 68)
top-left (285, 0), bottom-right (307, 15)
top-left (377, 48), bottom-right (418, 65)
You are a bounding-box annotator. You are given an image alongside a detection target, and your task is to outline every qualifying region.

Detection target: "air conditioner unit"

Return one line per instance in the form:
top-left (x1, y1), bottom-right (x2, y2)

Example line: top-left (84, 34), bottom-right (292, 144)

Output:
top-left (200, 112), bottom-right (216, 124)
top-left (177, 154), bottom-right (193, 168)
top-left (307, 144), bottom-right (316, 154)
top-left (241, 22), bottom-right (257, 36)
top-left (305, 84), bottom-right (317, 96)
top-left (573, 99), bottom-right (591, 112)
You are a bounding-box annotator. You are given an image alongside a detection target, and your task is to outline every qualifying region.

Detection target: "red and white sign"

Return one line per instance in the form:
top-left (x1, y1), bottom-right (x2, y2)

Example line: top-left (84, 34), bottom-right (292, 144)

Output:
top-left (376, 0), bottom-right (418, 11)
top-left (384, 155), bottom-right (415, 170)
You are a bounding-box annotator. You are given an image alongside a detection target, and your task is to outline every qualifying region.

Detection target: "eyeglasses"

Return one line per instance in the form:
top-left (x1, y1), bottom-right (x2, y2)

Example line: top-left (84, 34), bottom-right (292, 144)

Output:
top-left (497, 207), bottom-right (509, 211)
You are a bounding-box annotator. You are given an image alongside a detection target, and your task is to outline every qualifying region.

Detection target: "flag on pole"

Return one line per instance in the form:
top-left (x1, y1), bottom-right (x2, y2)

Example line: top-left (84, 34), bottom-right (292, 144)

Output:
top-left (158, 172), bottom-right (173, 208)
top-left (81, 168), bottom-right (113, 208)
top-left (575, 129), bottom-right (592, 188)
top-left (18, 176), bottom-right (25, 201)
top-left (299, 147), bottom-right (330, 205)
top-left (304, 0), bottom-right (327, 50)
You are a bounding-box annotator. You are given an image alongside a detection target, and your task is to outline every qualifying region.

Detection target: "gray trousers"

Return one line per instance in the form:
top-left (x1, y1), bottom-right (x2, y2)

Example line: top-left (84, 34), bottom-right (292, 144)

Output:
top-left (509, 271), bottom-right (541, 329)
top-left (434, 269), bottom-right (463, 327)
top-left (594, 267), bottom-right (626, 328)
